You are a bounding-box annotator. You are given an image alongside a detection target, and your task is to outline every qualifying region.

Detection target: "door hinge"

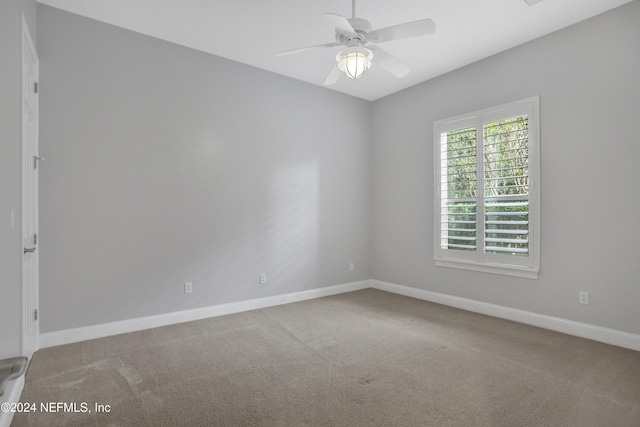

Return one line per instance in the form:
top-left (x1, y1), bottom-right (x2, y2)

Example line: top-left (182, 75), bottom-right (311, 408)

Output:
top-left (34, 309), bottom-right (38, 321)
top-left (33, 155), bottom-right (44, 169)
top-left (34, 233), bottom-right (38, 245)
top-left (34, 82), bottom-right (38, 94)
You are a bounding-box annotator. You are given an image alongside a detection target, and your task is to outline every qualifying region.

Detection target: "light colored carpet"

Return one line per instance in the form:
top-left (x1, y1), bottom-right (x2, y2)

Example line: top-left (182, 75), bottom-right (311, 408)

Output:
top-left (14, 289), bottom-right (640, 426)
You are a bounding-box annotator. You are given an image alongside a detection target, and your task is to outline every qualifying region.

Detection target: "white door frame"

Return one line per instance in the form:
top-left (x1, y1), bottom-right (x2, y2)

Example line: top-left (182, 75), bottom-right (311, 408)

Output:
top-left (21, 14), bottom-right (40, 359)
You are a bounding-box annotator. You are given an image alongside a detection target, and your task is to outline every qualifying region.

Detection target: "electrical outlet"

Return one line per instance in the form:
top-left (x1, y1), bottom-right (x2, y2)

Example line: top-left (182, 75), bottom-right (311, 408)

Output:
top-left (349, 262), bottom-right (354, 271)
top-left (260, 274), bottom-right (266, 284)
top-left (184, 282), bottom-right (193, 294)
top-left (579, 291), bottom-right (589, 305)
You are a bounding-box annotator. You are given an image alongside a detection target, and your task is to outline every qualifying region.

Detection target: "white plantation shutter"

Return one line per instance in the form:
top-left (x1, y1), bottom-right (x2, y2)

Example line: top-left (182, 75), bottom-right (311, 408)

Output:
top-left (434, 97), bottom-right (540, 278)
top-left (439, 125), bottom-right (477, 252)
top-left (483, 115), bottom-right (529, 256)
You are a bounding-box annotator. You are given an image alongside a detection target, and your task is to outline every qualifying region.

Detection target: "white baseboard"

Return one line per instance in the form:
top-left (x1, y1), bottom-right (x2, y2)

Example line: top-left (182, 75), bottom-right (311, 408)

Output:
top-left (39, 280), bottom-right (372, 349)
top-left (39, 278), bottom-right (640, 353)
top-left (0, 375), bottom-right (25, 427)
top-left (371, 280), bottom-right (640, 352)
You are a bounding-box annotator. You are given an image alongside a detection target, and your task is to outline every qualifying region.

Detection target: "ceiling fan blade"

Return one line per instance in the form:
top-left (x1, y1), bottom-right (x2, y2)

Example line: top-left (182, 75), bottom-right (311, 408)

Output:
top-left (324, 64), bottom-right (340, 86)
top-left (369, 18), bottom-right (436, 43)
top-left (372, 47), bottom-right (410, 78)
top-left (275, 42), bottom-right (341, 57)
top-left (325, 13), bottom-right (357, 36)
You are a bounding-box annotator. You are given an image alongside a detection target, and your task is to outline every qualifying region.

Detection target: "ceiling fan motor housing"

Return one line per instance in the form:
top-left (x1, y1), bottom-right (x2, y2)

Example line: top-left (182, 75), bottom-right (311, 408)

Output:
top-left (336, 17), bottom-right (372, 45)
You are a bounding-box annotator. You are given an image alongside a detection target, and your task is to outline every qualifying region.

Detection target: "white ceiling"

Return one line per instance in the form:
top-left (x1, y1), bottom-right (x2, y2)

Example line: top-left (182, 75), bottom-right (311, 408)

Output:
top-left (37, 0), bottom-right (633, 101)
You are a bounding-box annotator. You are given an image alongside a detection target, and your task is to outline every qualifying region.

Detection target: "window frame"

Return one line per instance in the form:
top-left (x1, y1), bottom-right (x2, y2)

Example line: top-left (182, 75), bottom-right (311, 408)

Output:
top-left (433, 96), bottom-right (540, 279)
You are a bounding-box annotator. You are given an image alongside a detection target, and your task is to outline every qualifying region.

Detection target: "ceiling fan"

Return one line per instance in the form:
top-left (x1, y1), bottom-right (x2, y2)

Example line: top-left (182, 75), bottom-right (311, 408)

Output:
top-left (275, 0), bottom-right (436, 85)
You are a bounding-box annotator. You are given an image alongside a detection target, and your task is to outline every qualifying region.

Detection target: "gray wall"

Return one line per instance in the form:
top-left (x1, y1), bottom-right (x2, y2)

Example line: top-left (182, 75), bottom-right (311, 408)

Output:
top-left (0, 0), bottom-right (36, 360)
top-left (372, 1), bottom-right (640, 335)
top-left (37, 5), bottom-right (372, 333)
top-left (36, 1), bottom-right (640, 339)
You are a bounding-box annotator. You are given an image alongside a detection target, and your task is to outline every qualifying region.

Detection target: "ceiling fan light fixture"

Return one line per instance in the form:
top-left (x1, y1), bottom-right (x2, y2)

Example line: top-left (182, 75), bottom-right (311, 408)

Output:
top-left (336, 46), bottom-right (373, 79)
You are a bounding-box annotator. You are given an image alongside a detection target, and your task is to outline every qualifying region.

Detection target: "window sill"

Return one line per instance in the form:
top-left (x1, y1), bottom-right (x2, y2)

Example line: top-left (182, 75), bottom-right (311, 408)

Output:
top-left (434, 258), bottom-right (539, 279)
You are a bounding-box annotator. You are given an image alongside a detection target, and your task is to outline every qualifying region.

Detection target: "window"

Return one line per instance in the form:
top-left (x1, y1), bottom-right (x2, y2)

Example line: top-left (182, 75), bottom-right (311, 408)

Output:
top-left (434, 96), bottom-right (540, 278)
